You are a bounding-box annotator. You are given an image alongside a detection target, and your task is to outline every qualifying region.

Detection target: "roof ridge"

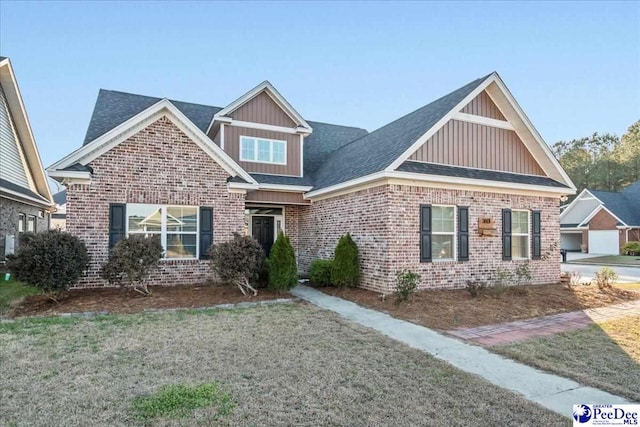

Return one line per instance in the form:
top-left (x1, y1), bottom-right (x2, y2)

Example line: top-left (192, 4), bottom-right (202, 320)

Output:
top-left (98, 88), bottom-right (224, 110)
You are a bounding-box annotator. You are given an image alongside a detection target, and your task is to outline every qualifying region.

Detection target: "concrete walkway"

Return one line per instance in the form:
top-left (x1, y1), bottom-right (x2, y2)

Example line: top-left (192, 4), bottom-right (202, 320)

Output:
top-left (291, 285), bottom-right (635, 417)
top-left (448, 300), bottom-right (640, 345)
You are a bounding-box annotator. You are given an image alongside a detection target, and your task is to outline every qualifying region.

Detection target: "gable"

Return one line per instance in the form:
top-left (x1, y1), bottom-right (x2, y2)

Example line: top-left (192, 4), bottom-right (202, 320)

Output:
top-left (408, 119), bottom-right (545, 176)
top-left (587, 208), bottom-right (619, 230)
top-left (461, 91), bottom-right (505, 120)
top-left (560, 192), bottom-right (601, 224)
top-left (0, 83), bottom-right (31, 189)
top-left (229, 91), bottom-right (297, 127)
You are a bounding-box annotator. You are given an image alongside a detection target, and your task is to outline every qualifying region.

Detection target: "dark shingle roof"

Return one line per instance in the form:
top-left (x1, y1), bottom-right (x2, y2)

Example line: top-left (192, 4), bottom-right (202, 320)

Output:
top-left (83, 89), bottom-right (221, 145)
top-left (560, 223), bottom-right (580, 228)
top-left (0, 178), bottom-right (50, 204)
top-left (63, 163), bottom-right (93, 173)
top-left (397, 161), bottom-right (569, 188)
top-left (310, 74), bottom-right (493, 190)
top-left (590, 184), bottom-right (640, 226)
top-left (53, 190), bottom-right (66, 205)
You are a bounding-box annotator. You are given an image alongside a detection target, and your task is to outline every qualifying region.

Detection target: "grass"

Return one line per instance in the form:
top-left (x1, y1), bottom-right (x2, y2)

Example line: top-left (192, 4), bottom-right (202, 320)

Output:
top-left (569, 255), bottom-right (640, 266)
top-left (617, 282), bottom-right (640, 291)
top-left (492, 315), bottom-right (640, 401)
top-left (131, 382), bottom-right (234, 421)
top-left (0, 276), bottom-right (40, 316)
top-left (0, 304), bottom-right (567, 426)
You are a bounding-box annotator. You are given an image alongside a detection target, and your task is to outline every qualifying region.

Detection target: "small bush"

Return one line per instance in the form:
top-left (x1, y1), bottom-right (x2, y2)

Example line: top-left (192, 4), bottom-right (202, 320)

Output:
top-left (209, 233), bottom-right (264, 296)
top-left (6, 230), bottom-right (90, 301)
top-left (267, 232), bottom-right (298, 292)
top-left (100, 235), bottom-right (163, 295)
top-left (466, 281), bottom-right (487, 298)
top-left (623, 241), bottom-right (640, 256)
top-left (331, 233), bottom-right (360, 288)
top-left (595, 266), bottom-right (618, 290)
top-left (309, 259), bottom-right (333, 286)
top-left (395, 269), bottom-right (420, 302)
top-left (514, 262), bottom-right (532, 286)
top-left (488, 268), bottom-right (512, 297)
top-left (568, 271), bottom-right (583, 287)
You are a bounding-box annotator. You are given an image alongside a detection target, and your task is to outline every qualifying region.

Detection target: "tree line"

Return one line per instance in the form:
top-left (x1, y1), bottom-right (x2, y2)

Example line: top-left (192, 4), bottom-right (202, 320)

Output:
top-left (552, 120), bottom-right (640, 194)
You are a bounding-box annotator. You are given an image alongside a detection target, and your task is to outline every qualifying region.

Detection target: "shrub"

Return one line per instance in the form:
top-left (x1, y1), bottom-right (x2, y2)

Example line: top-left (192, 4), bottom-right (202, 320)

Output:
top-left (309, 259), bottom-right (333, 287)
top-left (514, 262), bottom-right (532, 286)
top-left (267, 232), bottom-right (298, 292)
top-left (395, 269), bottom-right (420, 302)
top-left (466, 280), bottom-right (487, 298)
top-left (595, 266), bottom-right (618, 290)
top-left (488, 268), bottom-right (512, 297)
top-left (6, 230), bottom-right (90, 301)
top-left (209, 233), bottom-right (264, 296)
top-left (331, 233), bottom-right (360, 288)
top-left (100, 235), bottom-right (163, 295)
top-left (623, 241), bottom-right (640, 256)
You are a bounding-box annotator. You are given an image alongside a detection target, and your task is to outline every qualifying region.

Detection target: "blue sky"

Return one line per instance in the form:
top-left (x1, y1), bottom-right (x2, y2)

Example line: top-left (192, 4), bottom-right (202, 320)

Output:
top-left (1, 1), bottom-right (639, 178)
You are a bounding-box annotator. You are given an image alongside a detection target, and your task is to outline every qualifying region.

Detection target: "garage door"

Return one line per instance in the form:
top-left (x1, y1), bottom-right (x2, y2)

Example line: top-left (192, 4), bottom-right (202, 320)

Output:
top-left (588, 230), bottom-right (619, 254)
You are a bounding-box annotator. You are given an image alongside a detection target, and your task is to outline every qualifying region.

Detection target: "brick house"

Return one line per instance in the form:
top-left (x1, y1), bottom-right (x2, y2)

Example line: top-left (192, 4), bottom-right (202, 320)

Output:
top-left (48, 73), bottom-right (576, 291)
top-left (560, 183), bottom-right (640, 254)
top-left (0, 57), bottom-right (54, 260)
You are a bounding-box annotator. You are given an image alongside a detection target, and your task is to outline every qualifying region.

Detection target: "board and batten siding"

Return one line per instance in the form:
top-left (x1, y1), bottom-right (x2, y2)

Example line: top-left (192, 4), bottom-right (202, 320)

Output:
top-left (230, 92), bottom-right (296, 127)
top-left (461, 91), bottom-right (506, 120)
top-left (409, 119), bottom-right (545, 176)
top-left (222, 124), bottom-right (302, 176)
top-left (245, 190), bottom-right (309, 205)
top-left (0, 84), bottom-right (31, 189)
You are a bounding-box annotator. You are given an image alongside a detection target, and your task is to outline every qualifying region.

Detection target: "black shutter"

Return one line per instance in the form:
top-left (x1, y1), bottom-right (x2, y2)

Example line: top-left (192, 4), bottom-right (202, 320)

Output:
top-left (420, 204), bottom-right (432, 262)
top-left (532, 210), bottom-right (541, 259)
top-left (502, 209), bottom-right (512, 261)
top-left (458, 206), bottom-right (469, 261)
top-left (108, 203), bottom-right (126, 249)
top-left (199, 207), bottom-right (214, 260)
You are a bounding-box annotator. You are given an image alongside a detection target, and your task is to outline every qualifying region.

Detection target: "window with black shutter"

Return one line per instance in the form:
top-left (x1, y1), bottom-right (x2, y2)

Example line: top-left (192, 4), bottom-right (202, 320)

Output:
top-left (199, 206), bottom-right (214, 260)
top-left (458, 206), bottom-right (469, 261)
top-left (108, 203), bottom-right (126, 249)
top-left (420, 204), bottom-right (432, 262)
top-left (502, 209), bottom-right (512, 260)
top-left (532, 210), bottom-right (541, 259)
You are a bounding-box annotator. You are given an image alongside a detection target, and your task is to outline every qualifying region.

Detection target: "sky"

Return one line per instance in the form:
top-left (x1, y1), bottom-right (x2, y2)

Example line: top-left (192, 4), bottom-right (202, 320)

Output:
top-left (1, 0), bottom-right (639, 190)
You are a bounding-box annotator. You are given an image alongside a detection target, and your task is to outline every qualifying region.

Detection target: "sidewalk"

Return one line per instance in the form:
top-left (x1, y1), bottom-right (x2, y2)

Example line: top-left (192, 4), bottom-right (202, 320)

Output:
top-left (291, 285), bottom-right (634, 418)
top-left (447, 300), bottom-right (640, 346)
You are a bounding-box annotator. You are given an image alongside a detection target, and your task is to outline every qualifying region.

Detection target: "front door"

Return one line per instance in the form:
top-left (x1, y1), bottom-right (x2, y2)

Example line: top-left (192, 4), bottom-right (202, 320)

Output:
top-left (252, 216), bottom-right (275, 256)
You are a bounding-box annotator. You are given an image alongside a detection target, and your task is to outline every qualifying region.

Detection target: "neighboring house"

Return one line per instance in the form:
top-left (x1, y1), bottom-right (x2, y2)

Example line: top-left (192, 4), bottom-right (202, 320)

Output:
top-left (560, 181), bottom-right (640, 254)
top-left (48, 72), bottom-right (575, 291)
top-left (0, 57), bottom-right (53, 260)
top-left (51, 189), bottom-right (66, 230)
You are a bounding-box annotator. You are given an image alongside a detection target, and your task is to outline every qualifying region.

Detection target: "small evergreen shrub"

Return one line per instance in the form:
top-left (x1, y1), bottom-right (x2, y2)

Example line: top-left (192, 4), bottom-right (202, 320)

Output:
top-left (6, 230), bottom-right (90, 301)
top-left (395, 269), bottom-right (420, 302)
top-left (267, 232), bottom-right (298, 292)
top-left (100, 235), bottom-right (163, 295)
top-left (595, 266), bottom-right (618, 290)
top-left (331, 233), bottom-right (360, 288)
top-left (209, 233), bottom-right (264, 296)
top-left (309, 259), bottom-right (333, 286)
top-left (623, 241), bottom-right (640, 256)
top-left (466, 280), bottom-right (487, 298)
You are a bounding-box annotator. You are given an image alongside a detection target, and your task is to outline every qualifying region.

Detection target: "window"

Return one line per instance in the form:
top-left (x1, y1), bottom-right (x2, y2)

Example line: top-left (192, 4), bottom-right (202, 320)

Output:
top-left (127, 204), bottom-right (198, 259)
top-left (431, 206), bottom-right (456, 260)
top-left (511, 210), bottom-right (529, 259)
top-left (27, 215), bottom-right (36, 232)
top-left (240, 136), bottom-right (286, 165)
top-left (18, 213), bottom-right (25, 233)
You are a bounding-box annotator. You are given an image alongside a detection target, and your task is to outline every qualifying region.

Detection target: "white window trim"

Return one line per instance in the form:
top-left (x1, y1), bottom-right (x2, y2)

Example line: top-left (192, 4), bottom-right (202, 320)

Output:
top-left (512, 209), bottom-right (530, 260)
top-left (27, 215), bottom-right (36, 232)
top-left (125, 204), bottom-right (200, 261)
top-left (432, 204), bottom-right (456, 262)
top-left (240, 135), bottom-right (287, 165)
top-left (18, 213), bottom-right (25, 233)
top-left (245, 205), bottom-right (286, 244)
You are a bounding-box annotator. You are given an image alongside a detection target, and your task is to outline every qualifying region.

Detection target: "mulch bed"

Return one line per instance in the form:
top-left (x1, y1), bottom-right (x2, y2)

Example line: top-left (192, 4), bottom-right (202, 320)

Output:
top-left (9, 285), bottom-right (289, 318)
top-left (319, 283), bottom-right (640, 330)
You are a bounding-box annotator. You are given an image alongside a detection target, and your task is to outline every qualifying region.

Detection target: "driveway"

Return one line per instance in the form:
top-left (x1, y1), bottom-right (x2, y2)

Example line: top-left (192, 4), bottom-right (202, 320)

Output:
top-left (561, 263), bottom-right (640, 283)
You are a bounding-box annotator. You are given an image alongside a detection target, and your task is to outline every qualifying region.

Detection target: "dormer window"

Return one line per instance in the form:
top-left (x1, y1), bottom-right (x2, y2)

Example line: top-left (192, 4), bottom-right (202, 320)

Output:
top-left (240, 136), bottom-right (286, 165)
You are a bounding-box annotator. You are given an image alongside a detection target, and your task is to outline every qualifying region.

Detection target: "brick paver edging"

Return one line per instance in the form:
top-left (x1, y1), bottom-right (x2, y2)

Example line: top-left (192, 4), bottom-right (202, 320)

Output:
top-left (0, 298), bottom-right (298, 322)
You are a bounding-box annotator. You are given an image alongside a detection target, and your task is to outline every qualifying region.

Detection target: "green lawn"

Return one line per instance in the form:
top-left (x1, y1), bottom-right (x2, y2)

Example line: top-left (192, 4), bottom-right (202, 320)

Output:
top-left (491, 315), bottom-right (640, 402)
top-left (569, 255), bottom-right (640, 266)
top-left (0, 304), bottom-right (567, 426)
top-left (0, 276), bottom-right (40, 316)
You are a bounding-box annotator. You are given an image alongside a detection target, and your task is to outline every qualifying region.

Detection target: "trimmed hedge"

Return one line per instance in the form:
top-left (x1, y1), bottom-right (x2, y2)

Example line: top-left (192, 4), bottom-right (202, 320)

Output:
top-left (331, 233), bottom-right (360, 288)
top-left (309, 259), bottom-right (333, 286)
top-left (623, 241), bottom-right (640, 256)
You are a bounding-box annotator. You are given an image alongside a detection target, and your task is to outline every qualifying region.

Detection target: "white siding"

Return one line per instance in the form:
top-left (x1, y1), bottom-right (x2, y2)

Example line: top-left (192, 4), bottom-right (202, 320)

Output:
top-left (561, 198), bottom-right (601, 225)
top-left (0, 84), bottom-right (30, 188)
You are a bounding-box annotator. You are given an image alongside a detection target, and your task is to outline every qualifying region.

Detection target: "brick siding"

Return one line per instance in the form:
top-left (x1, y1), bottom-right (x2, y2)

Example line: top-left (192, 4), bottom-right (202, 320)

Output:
top-left (67, 116), bottom-right (245, 287)
top-left (0, 196), bottom-right (49, 259)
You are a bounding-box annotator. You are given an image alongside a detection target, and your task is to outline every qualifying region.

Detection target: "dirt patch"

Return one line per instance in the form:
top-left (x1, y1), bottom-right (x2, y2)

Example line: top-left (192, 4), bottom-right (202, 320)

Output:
top-left (9, 285), bottom-right (288, 318)
top-left (320, 283), bottom-right (640, 330)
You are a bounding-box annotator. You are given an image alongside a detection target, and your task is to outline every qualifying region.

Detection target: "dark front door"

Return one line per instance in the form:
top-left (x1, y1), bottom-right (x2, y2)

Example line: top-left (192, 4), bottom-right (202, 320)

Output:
top-left (252, 216), bottom-right (275, 256)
